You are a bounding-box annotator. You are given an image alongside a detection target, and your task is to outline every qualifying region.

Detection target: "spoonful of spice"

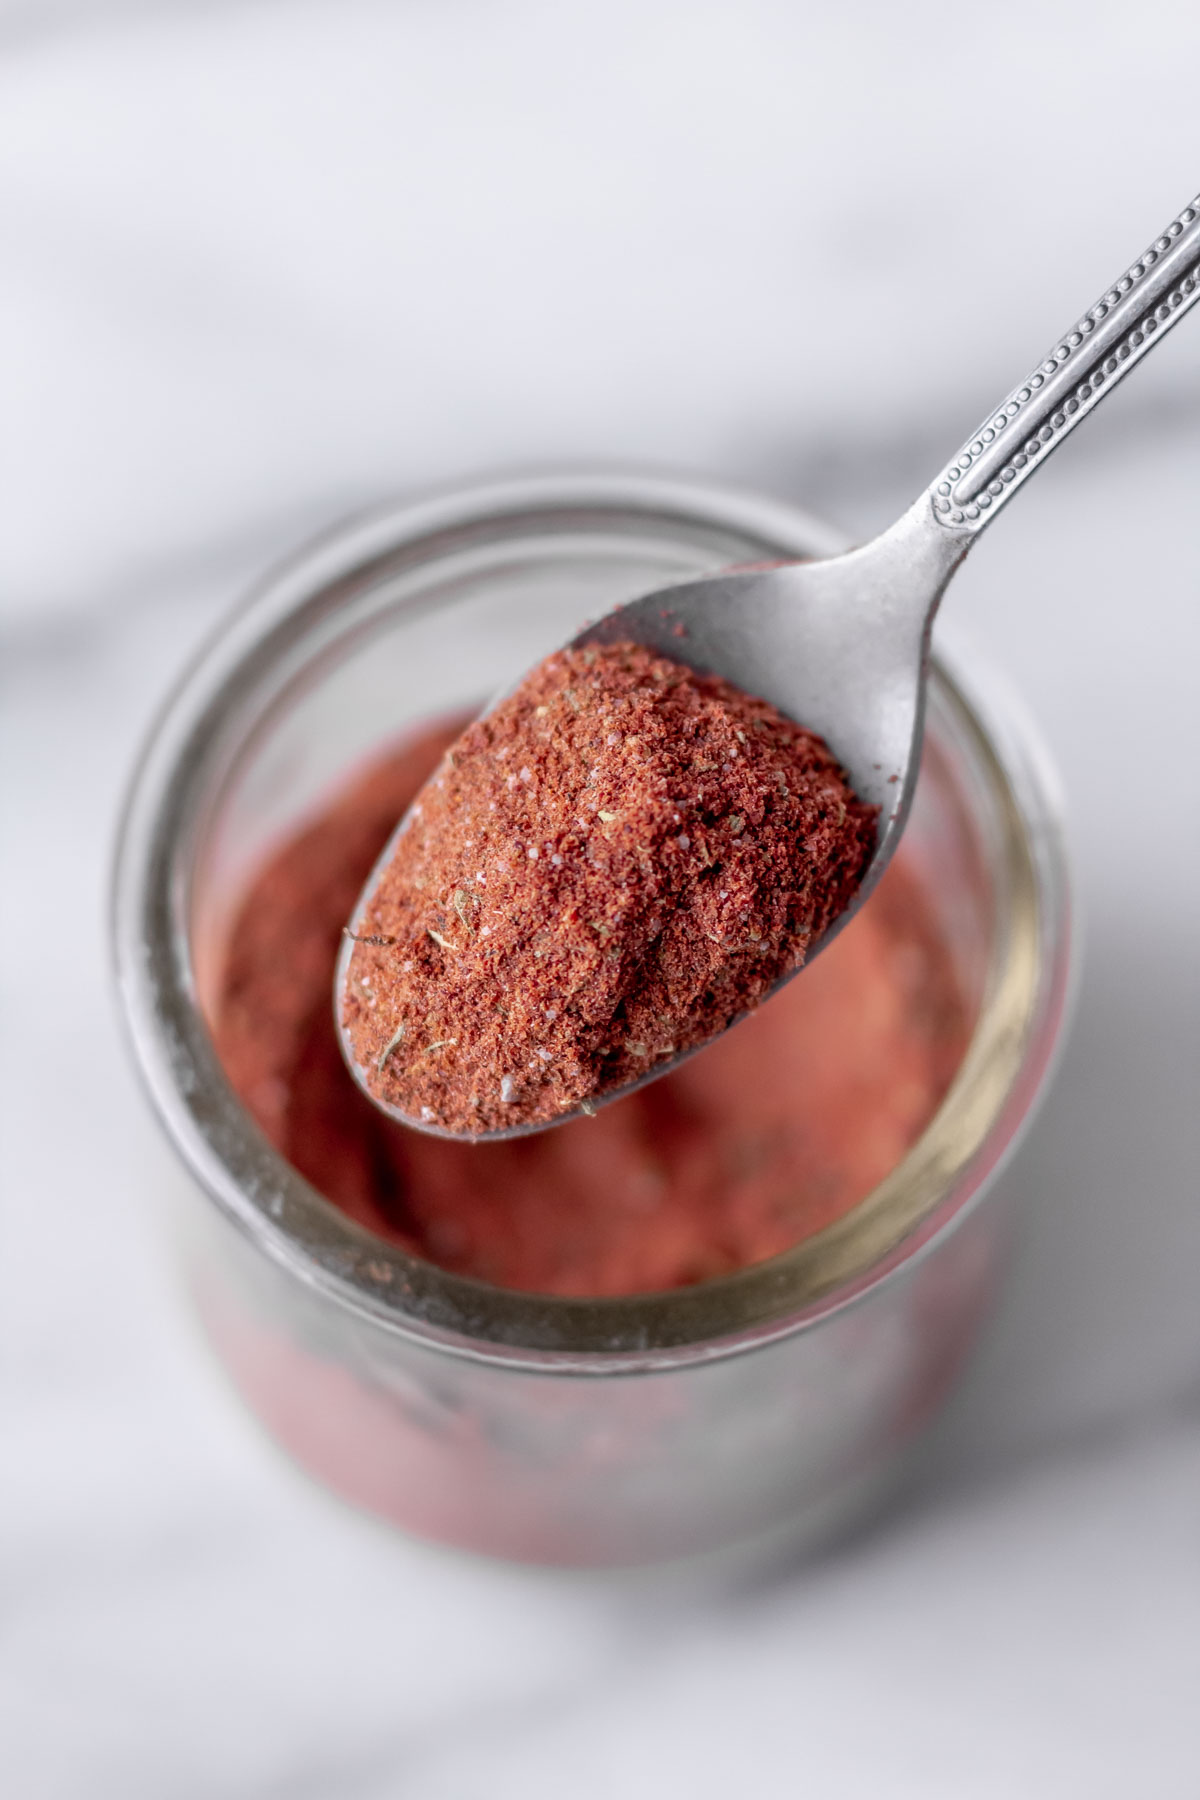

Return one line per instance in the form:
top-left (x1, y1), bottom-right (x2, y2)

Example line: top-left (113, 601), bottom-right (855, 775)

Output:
top-left (339, 190), bottom-right (1200, 1140)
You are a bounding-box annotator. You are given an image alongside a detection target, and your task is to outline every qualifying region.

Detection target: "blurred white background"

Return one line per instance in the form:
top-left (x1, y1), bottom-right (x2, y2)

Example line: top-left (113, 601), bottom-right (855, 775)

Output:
top-left (3, 3), bottom-right (1198, 1796)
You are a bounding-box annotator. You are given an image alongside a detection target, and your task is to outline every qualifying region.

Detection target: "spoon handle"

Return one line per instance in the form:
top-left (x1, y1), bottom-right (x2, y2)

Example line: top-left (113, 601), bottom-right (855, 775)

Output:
top-left (928, 191), bottom-right (1200, 534)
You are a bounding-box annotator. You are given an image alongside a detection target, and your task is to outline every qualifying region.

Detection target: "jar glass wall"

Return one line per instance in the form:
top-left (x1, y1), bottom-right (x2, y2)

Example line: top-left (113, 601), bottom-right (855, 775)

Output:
top-left (113, 474), bottom-right (1071, 1564)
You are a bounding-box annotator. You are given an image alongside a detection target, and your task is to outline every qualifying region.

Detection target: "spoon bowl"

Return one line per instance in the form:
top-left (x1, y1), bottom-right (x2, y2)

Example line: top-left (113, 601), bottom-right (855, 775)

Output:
top-left (339, 189), bottom-right (1200, 1140)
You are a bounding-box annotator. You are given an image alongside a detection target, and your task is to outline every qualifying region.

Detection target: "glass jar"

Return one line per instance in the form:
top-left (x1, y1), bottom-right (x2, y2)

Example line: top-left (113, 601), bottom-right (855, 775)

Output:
top-left (112, 472), bottom-right (1071, 1566)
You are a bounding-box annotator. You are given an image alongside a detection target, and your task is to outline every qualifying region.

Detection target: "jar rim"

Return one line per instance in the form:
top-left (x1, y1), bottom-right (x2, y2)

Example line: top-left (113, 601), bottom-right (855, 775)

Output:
top-left (111, 470), bottom-right (1072, 1371)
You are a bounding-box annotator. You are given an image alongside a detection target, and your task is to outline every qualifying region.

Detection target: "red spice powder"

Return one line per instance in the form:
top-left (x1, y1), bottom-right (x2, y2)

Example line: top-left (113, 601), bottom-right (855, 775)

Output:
top-left (214, 716), bottom-right (970, 1298)
top-left (341, 642), bottom-right (876, 1133)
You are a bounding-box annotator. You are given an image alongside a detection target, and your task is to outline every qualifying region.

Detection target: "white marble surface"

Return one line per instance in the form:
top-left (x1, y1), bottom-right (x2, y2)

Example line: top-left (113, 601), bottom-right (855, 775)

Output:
top-left (3, 5), bottom-right (1199, 1795)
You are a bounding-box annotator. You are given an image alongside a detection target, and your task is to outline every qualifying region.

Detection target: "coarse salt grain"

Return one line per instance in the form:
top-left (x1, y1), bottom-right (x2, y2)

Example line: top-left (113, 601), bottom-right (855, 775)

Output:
top-left (500, 1075), bottom-right (517, 1102)
top-left (527, 846), bottom-right (539, 859)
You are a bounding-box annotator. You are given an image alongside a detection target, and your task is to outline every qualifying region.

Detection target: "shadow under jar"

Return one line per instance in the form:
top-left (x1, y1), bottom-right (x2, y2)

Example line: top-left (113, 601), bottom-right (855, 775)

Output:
top-left (113, 473), bottom-right (1071, 1566)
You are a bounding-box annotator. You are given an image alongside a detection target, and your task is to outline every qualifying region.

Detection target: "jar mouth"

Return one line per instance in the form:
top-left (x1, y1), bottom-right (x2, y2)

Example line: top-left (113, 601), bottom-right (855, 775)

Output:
top-left (112, 471), bottom-right (1071, 1369)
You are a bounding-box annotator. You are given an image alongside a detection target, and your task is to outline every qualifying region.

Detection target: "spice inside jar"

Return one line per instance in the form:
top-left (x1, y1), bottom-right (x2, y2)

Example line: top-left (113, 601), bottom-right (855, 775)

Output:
top-left (214, 712), bottom-right (969, 1297)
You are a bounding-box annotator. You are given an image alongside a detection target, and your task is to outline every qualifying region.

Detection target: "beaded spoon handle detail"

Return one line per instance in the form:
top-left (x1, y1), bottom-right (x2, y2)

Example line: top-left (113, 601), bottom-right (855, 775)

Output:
top-left (928, 192), bottom-right (1200, 528)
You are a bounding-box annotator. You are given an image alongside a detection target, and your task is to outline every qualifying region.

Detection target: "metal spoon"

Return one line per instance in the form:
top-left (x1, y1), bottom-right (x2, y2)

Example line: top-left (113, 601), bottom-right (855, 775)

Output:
top-left (340, 190), bottom-right (1200, 1140)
